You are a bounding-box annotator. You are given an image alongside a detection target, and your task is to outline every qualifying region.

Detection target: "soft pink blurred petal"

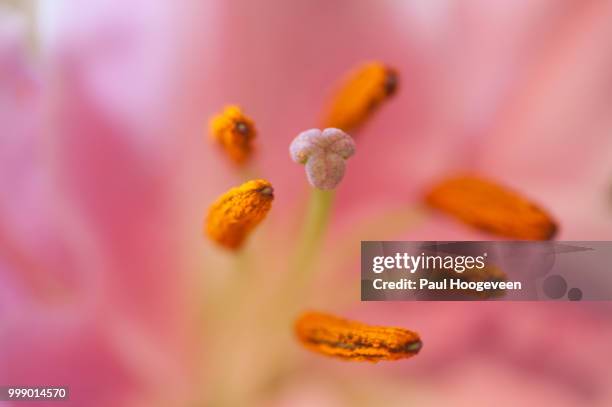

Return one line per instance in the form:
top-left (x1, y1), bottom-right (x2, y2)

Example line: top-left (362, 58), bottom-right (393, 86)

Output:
top-left (1, 2), bottom-right (213, 404)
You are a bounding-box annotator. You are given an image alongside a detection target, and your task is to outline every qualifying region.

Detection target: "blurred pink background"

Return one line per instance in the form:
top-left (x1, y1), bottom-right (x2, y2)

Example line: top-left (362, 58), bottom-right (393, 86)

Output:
top-left (2, 1), bottom-right (612, 406)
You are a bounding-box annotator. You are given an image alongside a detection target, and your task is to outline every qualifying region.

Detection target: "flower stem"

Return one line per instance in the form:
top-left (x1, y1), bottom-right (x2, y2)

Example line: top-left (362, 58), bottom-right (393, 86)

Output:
top-left (289, 188), bottom-right (335, 300)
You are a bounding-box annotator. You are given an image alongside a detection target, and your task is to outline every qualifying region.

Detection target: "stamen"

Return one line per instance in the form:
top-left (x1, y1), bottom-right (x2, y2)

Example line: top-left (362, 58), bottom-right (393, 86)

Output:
top-left (322, 62), bottom-right (398, 132)
top-left (209, 105), bottom-right (256, 165)
top-left (206, 179), bottom-right (274, 250)
top-left (290, 128), bottom-right (355, 190)
top-left (295, 311), bottom-right (422, 362)
top-left (425, 175), bottom-right (558, 240)
top-left (430, 265), bottom-right (508, 299)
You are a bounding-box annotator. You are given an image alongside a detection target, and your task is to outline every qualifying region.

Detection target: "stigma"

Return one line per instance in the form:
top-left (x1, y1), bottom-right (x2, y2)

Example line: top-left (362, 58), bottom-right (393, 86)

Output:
top-left (290, 128), bottom-right (356, 190)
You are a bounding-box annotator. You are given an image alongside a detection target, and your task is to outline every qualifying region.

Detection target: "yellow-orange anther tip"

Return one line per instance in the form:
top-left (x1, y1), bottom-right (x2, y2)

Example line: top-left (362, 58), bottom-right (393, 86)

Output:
top-left (206, 179), bottom-right (273, 250)
top-left (425, 175), bottom-right (558, 240)
top-left (209, 105), bottom-right (256, 165)
top-left (322, 62), bottom-right (398, 132)
top-left (295, 311), bottom-right (422, 362)
top-left (259, 186), bottom-right (273, 196)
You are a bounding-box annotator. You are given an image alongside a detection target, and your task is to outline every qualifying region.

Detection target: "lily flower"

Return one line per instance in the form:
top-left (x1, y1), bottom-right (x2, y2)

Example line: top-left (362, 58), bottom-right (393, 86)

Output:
top-left (2, 1), bottom-right (612, 407)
